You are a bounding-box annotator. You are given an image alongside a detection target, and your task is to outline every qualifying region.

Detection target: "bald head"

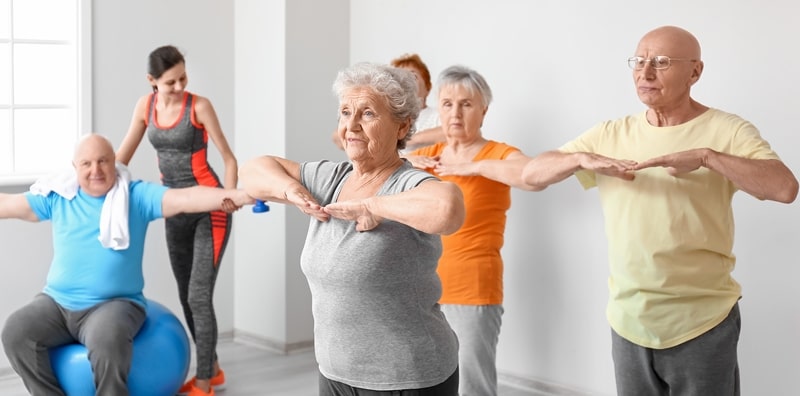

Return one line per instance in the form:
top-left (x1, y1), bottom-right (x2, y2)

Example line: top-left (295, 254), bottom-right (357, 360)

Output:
top-left (74, 133), bottom-right (115, 162)
top-left (638, 26), bottom-right (701, 61)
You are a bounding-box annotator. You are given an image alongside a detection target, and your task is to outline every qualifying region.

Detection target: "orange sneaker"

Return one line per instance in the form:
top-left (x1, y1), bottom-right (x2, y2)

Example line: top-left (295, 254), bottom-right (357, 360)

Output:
top-left (186, 385), bottom-right (215, 396)
top-left (177, 369), bottom-right (225, 394)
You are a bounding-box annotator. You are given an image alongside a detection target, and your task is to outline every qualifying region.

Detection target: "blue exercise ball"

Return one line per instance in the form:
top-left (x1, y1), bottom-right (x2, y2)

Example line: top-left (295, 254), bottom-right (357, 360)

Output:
top-left (49, 299), bottom-right (191, 396)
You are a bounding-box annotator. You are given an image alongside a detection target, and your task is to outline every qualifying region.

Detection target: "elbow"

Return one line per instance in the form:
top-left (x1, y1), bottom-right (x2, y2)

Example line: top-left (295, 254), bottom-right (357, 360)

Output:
top-left (767, 169), bottom-right (799, 203)
top-left (518, 179), bottom-right (548, 192)
top-left (775, 178), bottom-right (799, 204)
top-left (238, 158), bottom-right (266, 197)
top-left (760, 162), bottom-right (799, 204)
top-left (521, 166), bottom-right (549, 192)
top-left (440, 184), bottom-right (466, 235)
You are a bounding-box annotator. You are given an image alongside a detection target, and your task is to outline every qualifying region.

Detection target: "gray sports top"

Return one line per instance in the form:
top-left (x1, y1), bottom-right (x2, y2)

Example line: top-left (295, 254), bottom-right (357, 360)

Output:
top-left (146, 92), bottom-right (222, 189)
top-left (300, 160), bottom-right (458, 390)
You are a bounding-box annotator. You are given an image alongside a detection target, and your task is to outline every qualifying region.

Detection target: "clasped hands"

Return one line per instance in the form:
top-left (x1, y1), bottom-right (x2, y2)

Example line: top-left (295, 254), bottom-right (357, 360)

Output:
top-left (221, 189), bottom-right (257, 213)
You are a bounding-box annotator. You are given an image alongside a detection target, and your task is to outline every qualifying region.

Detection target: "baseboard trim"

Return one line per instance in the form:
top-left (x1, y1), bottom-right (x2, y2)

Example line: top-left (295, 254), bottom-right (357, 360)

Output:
top-left (1, 337), bottom-right (592, 396)
top-left (498, 371), bottom-right (594, 396)
top-left (231, 329), bottom-right (314, 355)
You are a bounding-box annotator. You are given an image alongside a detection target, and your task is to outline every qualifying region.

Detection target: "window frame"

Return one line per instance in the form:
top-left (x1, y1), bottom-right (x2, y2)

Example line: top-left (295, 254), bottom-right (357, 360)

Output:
top-left (0, 0), bottom-right (92, 186)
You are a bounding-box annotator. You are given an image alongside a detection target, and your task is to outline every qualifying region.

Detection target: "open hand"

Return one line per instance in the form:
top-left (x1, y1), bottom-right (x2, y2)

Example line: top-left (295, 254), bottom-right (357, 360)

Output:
top-left (405, 155), bottom-right (440, 170)
top-left (434, 161), bottom-right (478, 177)
top-left (635, 148), bottom-right (710, 176)
top-left (285, 188), bottom-right (329, 222)
top-left (324, 200), bottom-right (381, 232)
top-left (579, 153), bottom-right (637, 180)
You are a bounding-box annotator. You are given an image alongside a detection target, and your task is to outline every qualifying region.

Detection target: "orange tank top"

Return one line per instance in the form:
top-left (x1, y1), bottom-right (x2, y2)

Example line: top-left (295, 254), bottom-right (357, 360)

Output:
top-left (411, 140), bottom-right (519, 305)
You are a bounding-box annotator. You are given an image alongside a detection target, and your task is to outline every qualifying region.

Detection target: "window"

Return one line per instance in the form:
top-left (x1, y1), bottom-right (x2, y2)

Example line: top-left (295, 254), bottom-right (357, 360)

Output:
top-left (0, 0), bottom-right (91, 186)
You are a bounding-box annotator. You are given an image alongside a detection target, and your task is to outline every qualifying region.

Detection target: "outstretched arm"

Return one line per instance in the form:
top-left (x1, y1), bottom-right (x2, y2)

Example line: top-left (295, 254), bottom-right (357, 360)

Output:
top-left (324, 179), bottom-right (465, 235)
top-left (0, 194), bottom-right (39, 222)
top-left (434, 151), bottom-right (537, 191)
top-left (635, 148), bottom-right (798, 203)
top-left (522, 150), bottom-right (637, 191)
top-left (161, 187), bottom-right (254, 218)
top-left (239, 155), bottom-right (330, 223)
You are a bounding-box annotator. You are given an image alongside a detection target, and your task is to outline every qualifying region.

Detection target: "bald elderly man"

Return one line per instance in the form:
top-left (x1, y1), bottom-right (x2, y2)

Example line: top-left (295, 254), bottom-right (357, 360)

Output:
top-left (522, 26), bottom-right (798, 395)
top-left (0, 134), bottom-right (253, 396)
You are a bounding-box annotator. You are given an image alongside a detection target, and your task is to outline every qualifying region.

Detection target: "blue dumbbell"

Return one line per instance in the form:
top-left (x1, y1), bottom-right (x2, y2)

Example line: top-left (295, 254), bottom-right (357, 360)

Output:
top-left (252, 199), bottom-right (270, 213)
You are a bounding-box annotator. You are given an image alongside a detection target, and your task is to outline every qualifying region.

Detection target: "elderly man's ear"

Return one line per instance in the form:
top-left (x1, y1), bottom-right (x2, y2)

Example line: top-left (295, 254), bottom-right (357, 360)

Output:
top-left (689, 61), bottom-right (704, 86)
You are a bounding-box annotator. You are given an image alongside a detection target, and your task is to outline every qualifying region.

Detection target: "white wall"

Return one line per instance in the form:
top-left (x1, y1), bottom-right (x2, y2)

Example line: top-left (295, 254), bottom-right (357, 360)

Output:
top-left (1, 1), bottom-right (798, 395)
top-left (231, 0), bottom-right (347, 349)
top-left (349, 0), bottom-right (800, 395)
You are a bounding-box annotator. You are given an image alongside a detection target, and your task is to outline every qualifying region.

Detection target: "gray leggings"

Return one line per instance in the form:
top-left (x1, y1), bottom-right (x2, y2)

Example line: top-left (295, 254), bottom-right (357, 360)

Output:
top-left (1, 294), bottom-right (146, 396)
top-left (440, 304), bottom-right (504, 396)
top-left (165, 211), bottom-right (231, 380)
top-left (612, 303), bottom-right (741, 396)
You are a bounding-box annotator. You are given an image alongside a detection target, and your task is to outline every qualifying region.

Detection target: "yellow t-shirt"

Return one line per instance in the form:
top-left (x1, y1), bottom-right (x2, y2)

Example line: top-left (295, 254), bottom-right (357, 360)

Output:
top-left (560, 108), bottom-right (781, 349)
top-left (411, 140), bottom-right (520, 305)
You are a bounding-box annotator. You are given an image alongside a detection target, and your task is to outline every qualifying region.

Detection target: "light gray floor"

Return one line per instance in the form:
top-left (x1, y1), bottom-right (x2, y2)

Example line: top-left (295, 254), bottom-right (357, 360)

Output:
top-left (0, 340), bottom-right (538, 395)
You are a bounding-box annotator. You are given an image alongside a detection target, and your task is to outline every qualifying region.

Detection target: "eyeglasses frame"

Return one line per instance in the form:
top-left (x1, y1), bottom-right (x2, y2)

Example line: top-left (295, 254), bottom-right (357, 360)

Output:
top-left (627, 56), bottom-right (698, 70)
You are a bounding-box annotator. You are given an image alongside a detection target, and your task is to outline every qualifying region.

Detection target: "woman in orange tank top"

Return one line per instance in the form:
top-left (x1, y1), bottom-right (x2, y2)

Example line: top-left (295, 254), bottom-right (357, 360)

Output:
top-left (406, 65), bottom-right (538, 396)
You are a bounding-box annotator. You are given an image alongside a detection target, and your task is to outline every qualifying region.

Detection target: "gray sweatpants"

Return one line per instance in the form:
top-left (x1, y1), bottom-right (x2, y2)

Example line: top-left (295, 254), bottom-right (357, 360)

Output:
top-left (1, 293), bottom-right (146, 396)
top-left (440, 304), bottom-right (504, 396)
top-left (612, 303), bottom-right (741, 396)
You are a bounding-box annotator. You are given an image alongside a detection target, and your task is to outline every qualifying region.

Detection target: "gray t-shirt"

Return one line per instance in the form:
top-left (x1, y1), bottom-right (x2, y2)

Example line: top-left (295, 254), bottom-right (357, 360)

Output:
top-left (300, 160), bottom-right (458, 390)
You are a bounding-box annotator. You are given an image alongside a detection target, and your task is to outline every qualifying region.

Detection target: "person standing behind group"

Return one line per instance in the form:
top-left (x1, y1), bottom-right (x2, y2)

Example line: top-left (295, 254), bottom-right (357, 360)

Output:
top-left (522, 26), bottom-right (798, 395)
top-left (241, 62), bottom-right (465, 395)
top-left (405, 65), bottom-right (537, 396)
top-left (116, 45), bottom-right (237, 396)
top-left (391, 53), bottom-right (442, 151)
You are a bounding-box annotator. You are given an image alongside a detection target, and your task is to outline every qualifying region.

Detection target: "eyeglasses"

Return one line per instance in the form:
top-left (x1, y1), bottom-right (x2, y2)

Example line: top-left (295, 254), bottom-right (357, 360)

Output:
top-left (627, 56), bottom-right (697, 70)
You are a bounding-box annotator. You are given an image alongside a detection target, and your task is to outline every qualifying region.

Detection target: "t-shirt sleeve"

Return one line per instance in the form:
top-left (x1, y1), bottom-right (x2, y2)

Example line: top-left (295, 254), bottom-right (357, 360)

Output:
top-left (24, 191), bottom-right (53, 221)
top-left (391, 164), bottom-right (439, 192)
top-left (129, 180), bottom-right (168, 221)
top-left (557, 122), bottom-right (607, 190)
top-left (729, 119), bottom-right (781, 161)
top-left (300, 160), bottom-right (351, 206)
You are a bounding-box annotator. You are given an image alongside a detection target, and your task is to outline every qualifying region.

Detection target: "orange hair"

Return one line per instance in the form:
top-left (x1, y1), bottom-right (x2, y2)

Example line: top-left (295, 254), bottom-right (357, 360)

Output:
top-left (390, 53), bottom-right (432, 92)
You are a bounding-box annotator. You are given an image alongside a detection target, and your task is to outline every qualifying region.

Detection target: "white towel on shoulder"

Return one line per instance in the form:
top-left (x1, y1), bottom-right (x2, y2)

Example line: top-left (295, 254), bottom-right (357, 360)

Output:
top-left (29, 168), bottom-right (79, 199)
top-left (30, 163), bottom-right (132, 250)
top-left (98, 164), bottom-right (131, 250)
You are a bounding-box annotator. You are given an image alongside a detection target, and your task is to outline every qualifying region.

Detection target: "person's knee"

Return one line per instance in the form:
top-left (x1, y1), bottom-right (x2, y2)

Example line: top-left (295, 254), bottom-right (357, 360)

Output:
top-left (1, 323), bottom-right (16, 352)
top-left (1, 313), bottom-right (29, 352)
top-left (84, 324), bottom-right (134, 360)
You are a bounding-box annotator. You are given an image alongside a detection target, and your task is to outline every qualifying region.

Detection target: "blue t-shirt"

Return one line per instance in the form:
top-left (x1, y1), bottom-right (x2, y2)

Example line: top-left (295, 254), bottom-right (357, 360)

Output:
top-left (24, 180), bottom-right (167, 310)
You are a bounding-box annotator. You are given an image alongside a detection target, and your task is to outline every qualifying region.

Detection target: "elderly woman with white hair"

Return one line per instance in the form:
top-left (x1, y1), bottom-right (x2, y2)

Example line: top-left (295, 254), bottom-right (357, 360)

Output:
top-left (240, 62), bottom-right (464, 395)
top-left (405, 65), bottom-right (537, 396)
